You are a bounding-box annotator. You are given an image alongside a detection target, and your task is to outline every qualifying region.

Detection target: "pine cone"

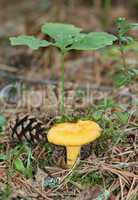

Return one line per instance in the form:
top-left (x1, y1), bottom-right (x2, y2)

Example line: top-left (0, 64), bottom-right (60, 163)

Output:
top-left (9, 115), bottom-right (47, 145)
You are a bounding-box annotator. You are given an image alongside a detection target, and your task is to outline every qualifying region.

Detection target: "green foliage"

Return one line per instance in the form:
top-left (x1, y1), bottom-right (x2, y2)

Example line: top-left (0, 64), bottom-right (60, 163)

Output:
top-left (0, 154), bottom-right (8, 161)
top-left (123, 40), bottom-right (138, 51)
top-left (70, 32), bottom-right (116, 51)
top-left (88, 98), bottom-right (129, 153)
top-left (102, 41), bottom-right (138, 61)
top-left (41, 23), bottom-right (82, 51)
top-left (116, 17), bottom-right (138, 39)
top-left (10, 23), bottom-right (117, 52)
top-left (42, 23), bottom-right (82, 39)
top-left (0, 115), bottom-right (6, 133)
top-left (71, 171), bottom-right (103, 186)
top-left (114, 112), bottom-right (129, 125)
top-left (114, 68), bottom-right (138, 87)
top-left (96, 99), bottom-right (117, 110)
top-left (13, 158), bottom-right (26, 173)
top-left (0, 115), bottom-right (6, 127)
top-left (10, 22), bottom-right (117, 114)
top-left (114, 72), bottom-right (130, 87)
top-left (92, 111), bottom-right (103, 121)
top-left (0, 184), bottom-right (12, 200)
top-left (10, 35), bottom-right (51, 50)
top-left (114, 17), bottom-right (138, 87)
top-left (0, 144), bottom-right (34, 178)
top-left (39, 143), bottom-right (53, 167)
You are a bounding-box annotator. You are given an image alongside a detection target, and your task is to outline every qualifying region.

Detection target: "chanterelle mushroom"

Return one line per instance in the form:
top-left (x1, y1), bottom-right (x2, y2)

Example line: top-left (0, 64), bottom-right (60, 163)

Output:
top-left (47, 120), bottom-right (101, 168)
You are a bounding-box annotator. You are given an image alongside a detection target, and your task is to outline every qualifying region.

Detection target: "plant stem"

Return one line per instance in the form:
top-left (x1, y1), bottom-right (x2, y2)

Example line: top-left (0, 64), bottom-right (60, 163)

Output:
top-left (60, 52), bottom-right (65, 114)
top-left (119, 41), bottom-right (128, 73)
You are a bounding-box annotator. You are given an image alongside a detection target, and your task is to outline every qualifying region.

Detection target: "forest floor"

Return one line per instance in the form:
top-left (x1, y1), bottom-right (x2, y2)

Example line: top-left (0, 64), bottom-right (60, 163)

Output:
top-left (0, 1), bottom-right (137, 200)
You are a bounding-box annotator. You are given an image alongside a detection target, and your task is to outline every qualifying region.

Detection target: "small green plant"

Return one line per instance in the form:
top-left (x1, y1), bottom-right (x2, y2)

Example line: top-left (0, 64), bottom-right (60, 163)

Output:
top-left (0, 144), bottom-right (34, 178)
top-left (114, 17), bottom-right (138, 87)
top-left (0, 184), bottom-right (12, 200)
top-left (70, 170), bottom-right (103, 186)
top-left (10, 23), bottom-right (117, 114)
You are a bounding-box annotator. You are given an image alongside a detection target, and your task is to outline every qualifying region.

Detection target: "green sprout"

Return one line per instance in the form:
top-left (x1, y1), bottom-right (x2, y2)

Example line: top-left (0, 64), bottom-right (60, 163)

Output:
top-left (114, 17), bottom-right (138, 87)
top-left (9, 22), bottom-right (117, 114)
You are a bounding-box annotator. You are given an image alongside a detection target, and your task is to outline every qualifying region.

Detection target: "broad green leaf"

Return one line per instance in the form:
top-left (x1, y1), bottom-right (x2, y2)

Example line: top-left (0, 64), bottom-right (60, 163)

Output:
top-left (9, 35), bottom-right (50, 50)
top-left (41, 23), bottom-right (82, 50)
top-left (70, 32), bottom-right (117, 50)
top-left (13, 158), bottom-right (25, 173)
top-left (42, 23), bottom-right (81, 40)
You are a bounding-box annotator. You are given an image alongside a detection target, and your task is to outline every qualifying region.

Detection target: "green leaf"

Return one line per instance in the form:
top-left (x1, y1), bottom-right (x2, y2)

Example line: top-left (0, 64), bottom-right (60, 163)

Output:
top-left (92, 111), bottom-right (103, 121)
top-left (120, 36), bottom-right (134, 45)
top-left (131, 68), bottom-right (138, 75)
top-left (0, 154), bottom-right (8, 161)
top-left (13, 158), bottom-right (25, 173)
top-left (115, 112), bottom-right (129, 125)
top-left (9, 35), bottom-right (50, 50)
top-left (116, 17), bottom-right (138, 37)
top-left (130, 23), bottom-right (138, 30)
top-left (0, 115), bottom-right (6, 128)
top-left (116, 17), bottom-right (130, 37)
top-left (123, 41), bottom-right (138, 52)
top-left (42, 22), bottom-right (81, 40)
top-left (42, 23), bottom-right (117, 51)
top-left (10, 23), bottom-right (117, 52)
top-left (98, 99), bottom-right (116, 110)
top-left (25, 166), bottom-right (33, 178)
top-left (70, 32), bottom-right (117, 50)
top-left (41, 22), bottom-right (82, 50)
top-left (114, 73), bottom-right (130, 87)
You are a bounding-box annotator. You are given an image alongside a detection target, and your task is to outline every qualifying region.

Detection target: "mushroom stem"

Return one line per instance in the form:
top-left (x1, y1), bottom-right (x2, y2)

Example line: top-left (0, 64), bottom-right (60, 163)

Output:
top-left (66, 146), bottom-right (81, 168)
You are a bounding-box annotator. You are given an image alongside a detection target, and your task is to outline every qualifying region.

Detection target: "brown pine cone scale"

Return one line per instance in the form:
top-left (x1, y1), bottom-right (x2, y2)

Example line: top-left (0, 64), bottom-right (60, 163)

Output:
top-left (10, 115), bottom-right (47, 145)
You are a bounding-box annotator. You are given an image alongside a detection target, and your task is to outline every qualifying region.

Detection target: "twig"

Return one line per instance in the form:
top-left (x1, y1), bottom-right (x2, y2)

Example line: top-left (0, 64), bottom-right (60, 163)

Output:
top-left (16, 177), bottom-right (52, 200)
top-left (51, 159), bottom-right (79, 192)
top-left (102, 164), bottom-right (138, 179)
top-left (119, 175), bottom-right (124, 200)
top-left (126, 178), bottom-right (136, 200)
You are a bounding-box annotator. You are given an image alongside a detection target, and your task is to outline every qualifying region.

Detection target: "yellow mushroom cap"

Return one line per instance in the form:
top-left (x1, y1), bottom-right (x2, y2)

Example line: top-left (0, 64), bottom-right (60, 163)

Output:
top-left (47, 120), bottom-right (102, 146)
